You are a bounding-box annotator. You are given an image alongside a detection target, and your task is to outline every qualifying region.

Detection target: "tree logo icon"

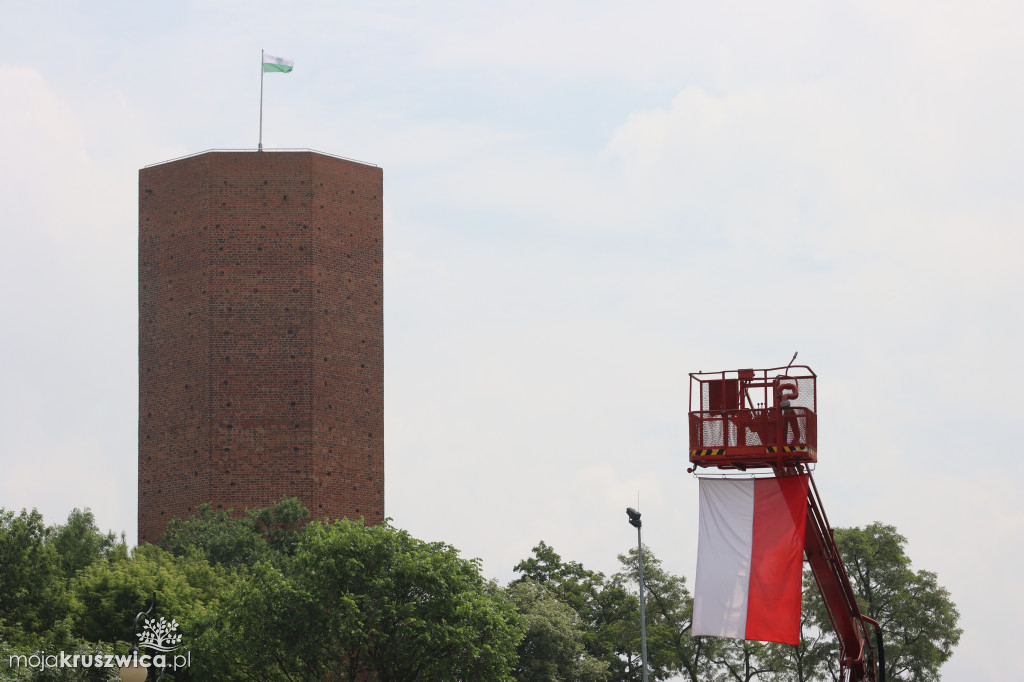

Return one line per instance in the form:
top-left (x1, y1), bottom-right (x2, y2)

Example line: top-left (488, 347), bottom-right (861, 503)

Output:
top-left (138, 616), bottom-right (183, 653)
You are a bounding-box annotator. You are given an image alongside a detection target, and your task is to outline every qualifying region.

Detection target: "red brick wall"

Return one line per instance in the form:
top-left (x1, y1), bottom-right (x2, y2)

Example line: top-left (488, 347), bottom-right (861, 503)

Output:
top-left (138, 151), bottom-right (383, 544)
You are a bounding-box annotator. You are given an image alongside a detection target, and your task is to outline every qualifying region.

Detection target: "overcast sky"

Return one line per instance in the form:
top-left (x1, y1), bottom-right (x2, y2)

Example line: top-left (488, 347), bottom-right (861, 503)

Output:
top-left (1, 1), bottom-right (1021, 679)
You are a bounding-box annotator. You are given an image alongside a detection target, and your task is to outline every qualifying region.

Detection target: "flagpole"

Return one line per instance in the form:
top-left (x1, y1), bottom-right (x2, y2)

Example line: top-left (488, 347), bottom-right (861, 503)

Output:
top-left (258, 49), bottom-right (264, 151)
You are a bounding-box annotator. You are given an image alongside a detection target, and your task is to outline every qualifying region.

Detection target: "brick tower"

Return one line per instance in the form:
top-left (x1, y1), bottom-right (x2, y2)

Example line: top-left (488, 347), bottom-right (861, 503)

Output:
top-left (138, 150), bottom-right (383, 543)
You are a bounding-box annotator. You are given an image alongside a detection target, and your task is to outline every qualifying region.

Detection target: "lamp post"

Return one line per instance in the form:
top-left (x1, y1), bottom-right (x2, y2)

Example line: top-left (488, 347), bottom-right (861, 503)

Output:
top-left (626, 507), bottom-right (650, 682)
top-left (120, 593), bottom-right (163, 682)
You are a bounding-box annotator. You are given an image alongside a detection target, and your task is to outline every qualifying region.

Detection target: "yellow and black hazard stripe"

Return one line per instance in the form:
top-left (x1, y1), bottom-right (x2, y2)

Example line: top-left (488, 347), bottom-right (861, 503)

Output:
top-left (690, 449), bottom-right (727, 457)
top-left (767, 446), bottom-right (810, 453)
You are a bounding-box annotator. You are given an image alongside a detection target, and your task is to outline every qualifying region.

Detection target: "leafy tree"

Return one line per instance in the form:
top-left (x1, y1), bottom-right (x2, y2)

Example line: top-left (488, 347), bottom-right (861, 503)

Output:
top-left (0, 619), bottom-right (119, 682)
top-left (70, 543), bottom-right (229, 645)
top-left (514, 542), bottom-right (633, 679)
top-left (192, 518), bottom-right (523, 681)
top-left (508, 579), bottom-right (609, 682)
top-left (159, 497), bottom-right (309, 570)
top-left (514, 542), bottom-right (718, 682)
top-left (803, 523), bottom-right (961, 682)
top-left (708, 639), bottom-right (783, 682)
top-left (49, 509), bottom-right (121, 580)
top-left (613, 546), bottom-right (719, 682)
top-left (0, 509), bottom-right (69, 642)
top-left (513, 541), bottom-right (608, 618)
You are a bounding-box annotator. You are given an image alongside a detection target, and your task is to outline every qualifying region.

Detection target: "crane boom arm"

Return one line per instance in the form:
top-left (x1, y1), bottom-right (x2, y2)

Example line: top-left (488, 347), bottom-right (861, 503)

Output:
top-left (803, 473), bottom-right (883, 681)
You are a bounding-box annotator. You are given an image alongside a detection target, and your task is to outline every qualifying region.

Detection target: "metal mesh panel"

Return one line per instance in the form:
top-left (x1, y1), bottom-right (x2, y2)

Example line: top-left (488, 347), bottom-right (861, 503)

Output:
top-left (701, 382), bottom-right (711, 412)
top-left (702, 417), bottom-right (724, 447)
top-left (727, 420), bottom-right (738, 447)
top-left (741, 421), bottom-right (764, 446)
top-left (790, 376), bottom-right (815, 410)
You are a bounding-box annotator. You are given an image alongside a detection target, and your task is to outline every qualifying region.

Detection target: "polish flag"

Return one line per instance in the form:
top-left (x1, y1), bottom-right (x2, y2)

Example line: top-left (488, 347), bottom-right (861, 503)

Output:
top-left (692, 475), bottom-right (809, 645)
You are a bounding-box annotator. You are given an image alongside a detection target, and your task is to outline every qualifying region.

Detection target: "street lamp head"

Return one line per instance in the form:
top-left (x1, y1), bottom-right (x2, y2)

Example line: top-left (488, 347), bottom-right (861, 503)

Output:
top-left (626, 507), bottom-right (642, 528)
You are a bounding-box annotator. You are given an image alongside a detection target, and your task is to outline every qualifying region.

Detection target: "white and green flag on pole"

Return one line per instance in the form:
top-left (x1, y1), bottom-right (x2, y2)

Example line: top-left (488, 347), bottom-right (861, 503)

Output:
top-left (263, 54), bottom-right (294, 73)
top-left (259, 51), bottom-right (294, 150)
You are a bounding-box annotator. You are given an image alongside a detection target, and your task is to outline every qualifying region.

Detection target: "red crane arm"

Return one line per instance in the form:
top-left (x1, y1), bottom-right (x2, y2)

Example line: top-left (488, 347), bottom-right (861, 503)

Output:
top-left (803, 472), bottom-right (881, 682)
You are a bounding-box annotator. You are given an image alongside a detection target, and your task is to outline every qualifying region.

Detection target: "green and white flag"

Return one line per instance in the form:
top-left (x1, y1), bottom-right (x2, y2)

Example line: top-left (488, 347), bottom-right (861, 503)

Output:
top-left (263, 54), bottom-right (294, 73)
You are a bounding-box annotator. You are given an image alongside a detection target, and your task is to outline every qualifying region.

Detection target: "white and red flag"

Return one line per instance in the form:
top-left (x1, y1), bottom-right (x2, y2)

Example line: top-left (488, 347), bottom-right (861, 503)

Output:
top-left (692, 474), bottom-right (809, 645)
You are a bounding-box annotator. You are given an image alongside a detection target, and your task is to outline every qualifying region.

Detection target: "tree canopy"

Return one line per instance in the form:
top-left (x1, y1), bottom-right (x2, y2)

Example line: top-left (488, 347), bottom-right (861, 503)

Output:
top-left (512, 526), bottom-right (960, 682)
top-left (1, 502), bottom-right (960, 682)
top-left (190, 518), bottom-right (522, 681)
top-left (804, 523), bottom-right (962, 682)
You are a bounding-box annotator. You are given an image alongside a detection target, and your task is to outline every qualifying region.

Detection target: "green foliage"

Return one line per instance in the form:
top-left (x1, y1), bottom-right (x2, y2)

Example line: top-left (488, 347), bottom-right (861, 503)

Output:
top-left (513, 541), bottom-right (617, 667)
top-left (191, 518), bottom-right (523, 681)
top-left (508, 579), bottom-right (609, 682)
top-left (513, 542), bottom-right (716, 682)
top-left (2, 501), bottom-right (961, 682)
top-left (0, 619), bottom-right (119, 682)
top-left (0, 509), bottom-right (70, 641)
top-left (804, 523), bottom-right (963, 682)
top-left (69, 543), bottom-right (229, 645)
top-left (159, 497), bottom-right (310, 570)
top-left (513, 524), bottom-right (960, 682)
top-left (612, 546), bottom-right (719, 682)
top-left (49, 509), bottom-right (121, 580)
